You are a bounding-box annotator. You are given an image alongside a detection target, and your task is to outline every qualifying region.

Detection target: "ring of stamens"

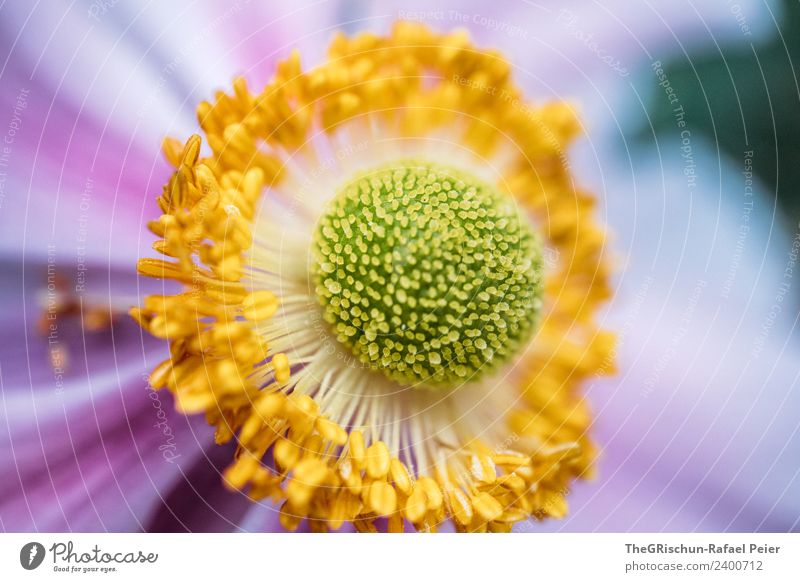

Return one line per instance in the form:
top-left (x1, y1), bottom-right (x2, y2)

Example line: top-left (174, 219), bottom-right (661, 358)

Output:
top-left (132, 22), bottom-right (617, 534)
top-left (312, 161), bottom-right (544, 388)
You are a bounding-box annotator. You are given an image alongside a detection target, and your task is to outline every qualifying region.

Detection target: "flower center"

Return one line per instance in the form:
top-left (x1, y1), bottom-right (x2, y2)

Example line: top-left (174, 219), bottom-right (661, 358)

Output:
top-left (312, 161), bottom-right (544, 388)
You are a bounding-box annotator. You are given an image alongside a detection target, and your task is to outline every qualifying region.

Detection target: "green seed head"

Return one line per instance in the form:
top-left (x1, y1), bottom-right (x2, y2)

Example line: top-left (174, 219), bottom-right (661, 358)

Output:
top-left (312, 161), bottom-right (544, 388)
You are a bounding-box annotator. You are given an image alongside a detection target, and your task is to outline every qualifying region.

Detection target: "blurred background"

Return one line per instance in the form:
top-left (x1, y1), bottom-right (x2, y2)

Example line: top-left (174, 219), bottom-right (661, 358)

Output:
top-left (0, 0), bottom-right (798, 532)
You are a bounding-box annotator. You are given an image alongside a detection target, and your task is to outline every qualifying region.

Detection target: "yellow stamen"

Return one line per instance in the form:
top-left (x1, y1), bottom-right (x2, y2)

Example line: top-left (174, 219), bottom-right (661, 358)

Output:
top-left (132, 21), bottom-right (616, 533)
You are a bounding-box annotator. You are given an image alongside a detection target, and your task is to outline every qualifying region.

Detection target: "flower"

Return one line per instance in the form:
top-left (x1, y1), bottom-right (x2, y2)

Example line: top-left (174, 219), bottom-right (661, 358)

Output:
top-left (0, 0), bottom-right (344, 532)
top-left (3, 1), bottom-right (798, 534)
top-left (131, 22), bottom-right (615, 532)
